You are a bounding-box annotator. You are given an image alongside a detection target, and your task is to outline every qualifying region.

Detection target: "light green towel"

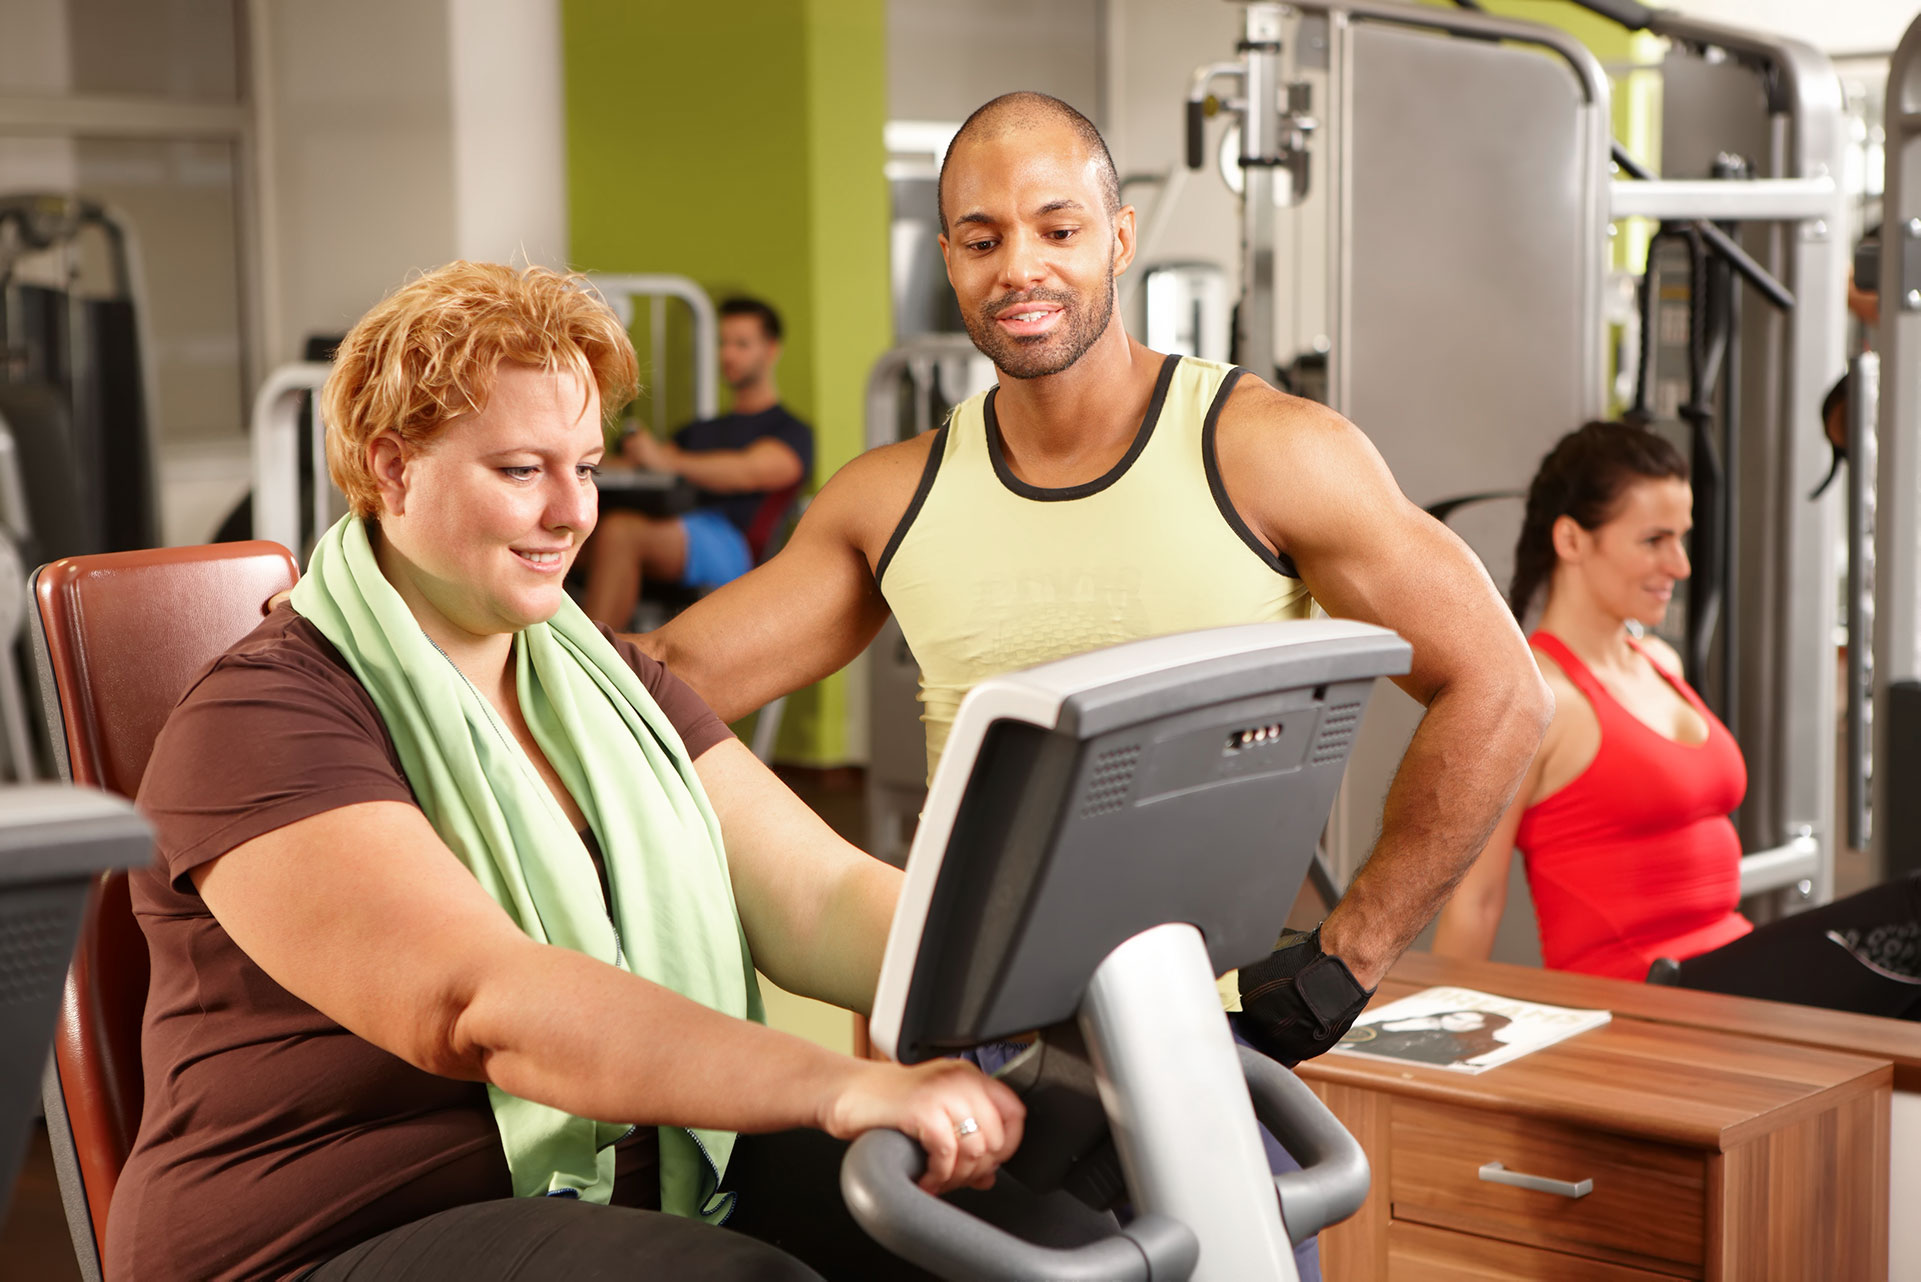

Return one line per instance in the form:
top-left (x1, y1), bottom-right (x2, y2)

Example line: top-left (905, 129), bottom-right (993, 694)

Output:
top-left (292, 515), bottom-right (763, 1219)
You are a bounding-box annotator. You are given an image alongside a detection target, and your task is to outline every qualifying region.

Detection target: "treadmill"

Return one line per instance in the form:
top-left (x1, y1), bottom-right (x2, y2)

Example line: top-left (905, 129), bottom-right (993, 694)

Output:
top-left (847, 619), bottom-right (1411, 1281)
top-left (0, 785), bottom-right (150, 1223)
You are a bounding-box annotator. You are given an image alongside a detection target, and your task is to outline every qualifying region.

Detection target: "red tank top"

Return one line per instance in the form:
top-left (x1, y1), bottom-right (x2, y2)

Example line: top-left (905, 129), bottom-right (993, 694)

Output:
top-left (1515, 632), bottom-right (1752, 980)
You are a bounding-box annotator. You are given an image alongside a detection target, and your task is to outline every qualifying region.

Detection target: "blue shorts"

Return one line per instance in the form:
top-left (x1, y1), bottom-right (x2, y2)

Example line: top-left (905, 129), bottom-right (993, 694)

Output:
top-left (679, 509), bottom-right (753, 588)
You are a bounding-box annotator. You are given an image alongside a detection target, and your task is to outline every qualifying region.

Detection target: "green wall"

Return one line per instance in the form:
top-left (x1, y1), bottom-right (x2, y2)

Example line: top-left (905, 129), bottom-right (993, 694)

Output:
top-left (563, 0), bottom-right (890, 764)
top-left (1416, 0), bottom-right (1643, 59)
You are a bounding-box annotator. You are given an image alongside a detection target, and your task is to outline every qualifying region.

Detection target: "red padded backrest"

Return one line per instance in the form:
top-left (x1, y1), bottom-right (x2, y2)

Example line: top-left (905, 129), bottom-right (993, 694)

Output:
top-left (31, 540), bottom-right (297, 1259)
top-left (742, 482), bottom-right (802, 564)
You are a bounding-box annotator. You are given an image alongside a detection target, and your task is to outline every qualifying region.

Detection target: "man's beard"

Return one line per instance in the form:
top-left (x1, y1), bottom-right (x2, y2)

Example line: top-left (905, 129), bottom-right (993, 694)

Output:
top-left (962, 260), bottom-right (1116, 381)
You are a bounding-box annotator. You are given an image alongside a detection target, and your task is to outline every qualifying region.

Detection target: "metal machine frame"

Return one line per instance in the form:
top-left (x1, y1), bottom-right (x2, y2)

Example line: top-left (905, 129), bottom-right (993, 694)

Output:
top-left (1193, 1), bottom-right (1845, 916)
top-left (249, 360), bottom-right (334, 561)
top-left (857, 620), bottom-right (1408, 1281)
top-left (1872, 18), bottom-right (1921, 888)
top-left (0, 418), bottom-right (34, 781)
top-left (0, 195), bottom-right (165, 558)
top-left (1864, 22), bottom-right (1921, 1272)
top-left (1629, 12), bottom-right (1848, 907)
top-left (590, 273), bottom-right (719, 431)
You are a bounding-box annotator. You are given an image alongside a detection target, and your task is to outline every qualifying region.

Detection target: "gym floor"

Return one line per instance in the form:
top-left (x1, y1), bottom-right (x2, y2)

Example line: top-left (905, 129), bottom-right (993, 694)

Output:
top-left (0, 758), bottom-right (1882, 1279)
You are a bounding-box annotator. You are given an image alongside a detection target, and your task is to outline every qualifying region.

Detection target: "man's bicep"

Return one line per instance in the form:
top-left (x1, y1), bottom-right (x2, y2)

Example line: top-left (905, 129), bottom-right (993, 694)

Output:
top-left (1279, 430), bottom-right (1517, 706)
top-left (1307, 510), bottom-right (1514, 705)
top-left (647, 480), bottom-right (891, 721)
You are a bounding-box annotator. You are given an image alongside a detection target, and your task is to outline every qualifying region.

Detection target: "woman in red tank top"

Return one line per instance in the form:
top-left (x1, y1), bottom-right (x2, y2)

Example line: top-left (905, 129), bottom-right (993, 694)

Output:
top-left (1433, 422), bottom-right (1920, 1018)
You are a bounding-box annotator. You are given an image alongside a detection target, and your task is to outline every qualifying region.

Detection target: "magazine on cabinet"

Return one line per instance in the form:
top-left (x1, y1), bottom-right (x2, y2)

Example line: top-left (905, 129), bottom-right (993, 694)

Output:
top-left (1327, 985), bottom-right (1611, 1075)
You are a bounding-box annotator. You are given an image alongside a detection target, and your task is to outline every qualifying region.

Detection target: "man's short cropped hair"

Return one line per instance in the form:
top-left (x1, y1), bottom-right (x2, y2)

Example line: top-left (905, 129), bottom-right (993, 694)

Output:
top-left (323, 261), bottom-right (639, 518)
top-left (937, 92), bottom-right (1122, 233)
top-left (718, 296), bottom-right (782, 342)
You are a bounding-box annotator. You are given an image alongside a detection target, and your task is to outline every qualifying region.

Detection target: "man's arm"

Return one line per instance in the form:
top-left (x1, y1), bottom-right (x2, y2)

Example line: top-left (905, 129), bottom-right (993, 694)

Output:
top-left (1428, 778), bottom-right (1529, 961)
top-left (636, 433), bottom-right (934, 722)
top-left (1219, 382), bottom-right (1552, 988)
top-left (626, 431), bottom-right (804, 494)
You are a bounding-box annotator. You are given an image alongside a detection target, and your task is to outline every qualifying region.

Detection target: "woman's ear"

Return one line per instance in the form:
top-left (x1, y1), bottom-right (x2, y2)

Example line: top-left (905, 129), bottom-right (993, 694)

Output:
top-left (367, 433), bottom-right (408, 517)
top-left (1550, 514), bottom-right (1583, 563)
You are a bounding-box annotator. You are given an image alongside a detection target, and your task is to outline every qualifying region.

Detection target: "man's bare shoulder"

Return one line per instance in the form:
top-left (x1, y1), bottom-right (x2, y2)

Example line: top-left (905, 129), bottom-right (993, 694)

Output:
top-left (1217, 372), bottom-right (1351, 437)
top-left (1211, 373), bottom-right (1408, 549)
top-left (807, 430), bottom-right (944, 562)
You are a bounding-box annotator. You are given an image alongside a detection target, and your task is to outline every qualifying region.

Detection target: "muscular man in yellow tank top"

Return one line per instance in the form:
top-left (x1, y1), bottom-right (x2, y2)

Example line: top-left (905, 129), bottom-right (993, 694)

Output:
top-left (644, 94), bottom-right (1549, 1059)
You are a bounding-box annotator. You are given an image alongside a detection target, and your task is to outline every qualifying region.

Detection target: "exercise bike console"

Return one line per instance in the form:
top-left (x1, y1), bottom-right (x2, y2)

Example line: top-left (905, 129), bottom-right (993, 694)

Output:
top-left (848, 620), bottom-right (1411, 1281)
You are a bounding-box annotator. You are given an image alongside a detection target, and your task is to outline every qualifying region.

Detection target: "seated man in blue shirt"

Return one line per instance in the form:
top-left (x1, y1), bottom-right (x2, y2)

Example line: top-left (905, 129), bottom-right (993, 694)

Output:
top-left (582, 296), bottom-right (813, 629)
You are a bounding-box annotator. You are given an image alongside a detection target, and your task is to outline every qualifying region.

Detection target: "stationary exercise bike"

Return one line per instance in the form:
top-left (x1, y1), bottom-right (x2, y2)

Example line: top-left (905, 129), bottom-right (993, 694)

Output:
top-left (843, 619), bottom-right (1410, 1281)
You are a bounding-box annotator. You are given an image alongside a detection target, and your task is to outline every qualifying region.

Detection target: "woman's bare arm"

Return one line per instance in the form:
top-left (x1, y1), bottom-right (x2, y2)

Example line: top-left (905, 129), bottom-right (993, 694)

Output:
top-left (1430, 665), bottom-right (1561, 961)
top-left (695, 738), bottom-right (898, 1014)
top-left (1429, 789), bottom-right (1528, 960)
top-left (193, 800), bottom-right (1021, 1192)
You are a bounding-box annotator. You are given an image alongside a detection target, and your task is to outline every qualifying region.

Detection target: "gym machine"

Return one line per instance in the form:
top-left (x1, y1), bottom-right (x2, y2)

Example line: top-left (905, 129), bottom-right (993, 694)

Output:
top-left (1871, 14), bottom-right (1921, 908)
top-left (848, 619), bottom-right (1408, 1280)
top-left (248, 358), bottom-right (334, 563)
top-left (0, 197), bottom-right (162, 784)
top-left (0, 785), bottom-right (150, 1224)
top-left (591, 273), bottom-right (719, 432)
top-left (1858, 20), bottom-right (1921, 1272)
top-left (1187, 1), bottom-right (1845, 931)
top-left (0, 195), bottom-right (161, 562)
top-left (1, 420), bottom-right (34, 781)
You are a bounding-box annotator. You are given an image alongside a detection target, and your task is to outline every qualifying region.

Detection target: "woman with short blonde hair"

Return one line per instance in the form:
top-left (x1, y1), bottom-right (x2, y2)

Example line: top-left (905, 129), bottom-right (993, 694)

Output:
top-left (111, 261), bottom-right (1025, 1281)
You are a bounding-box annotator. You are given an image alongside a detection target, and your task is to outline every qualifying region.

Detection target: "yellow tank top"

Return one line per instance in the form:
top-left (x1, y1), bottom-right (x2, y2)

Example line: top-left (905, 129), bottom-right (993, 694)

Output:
top-left (878, 356), bottom-right (1314, 1010)
top-left (879, 353), bottom-right (1314, 777)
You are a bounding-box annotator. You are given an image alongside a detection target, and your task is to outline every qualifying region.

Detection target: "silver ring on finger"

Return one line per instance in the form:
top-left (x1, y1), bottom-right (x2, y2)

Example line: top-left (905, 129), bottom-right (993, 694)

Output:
top-left (953, 1116), bottom-right (980, 1140)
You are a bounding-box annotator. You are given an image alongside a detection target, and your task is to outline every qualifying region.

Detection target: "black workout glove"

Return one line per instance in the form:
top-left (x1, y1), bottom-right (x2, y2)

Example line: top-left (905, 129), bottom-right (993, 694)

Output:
top-left (1234, 925), bottom-right (1375, 1067)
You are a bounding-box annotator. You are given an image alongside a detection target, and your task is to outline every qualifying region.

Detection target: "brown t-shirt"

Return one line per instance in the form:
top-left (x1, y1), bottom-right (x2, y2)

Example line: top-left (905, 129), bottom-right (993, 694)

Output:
top-left (105, 607), bottom-right (732, 1282)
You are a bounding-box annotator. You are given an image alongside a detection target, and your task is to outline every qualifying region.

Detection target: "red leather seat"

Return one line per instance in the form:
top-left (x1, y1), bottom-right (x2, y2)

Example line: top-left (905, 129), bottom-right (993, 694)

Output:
top-left (742, 481), bottom-right (802, 564)
top-left (28, 541), bottom-right (297, 1281)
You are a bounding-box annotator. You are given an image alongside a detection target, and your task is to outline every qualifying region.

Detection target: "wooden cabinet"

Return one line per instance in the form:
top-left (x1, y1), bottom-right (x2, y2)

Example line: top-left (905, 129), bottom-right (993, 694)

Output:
top-left (1297, 971), bottom-right (1892, 1280)
top-left (1385, 1220), bottom-right (1680, 1280)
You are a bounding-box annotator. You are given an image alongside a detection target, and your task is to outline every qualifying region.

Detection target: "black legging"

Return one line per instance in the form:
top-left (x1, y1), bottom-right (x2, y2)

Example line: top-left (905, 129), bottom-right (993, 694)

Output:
top-left (305, 1127), bottom-right (1112, 1281)
top-left (1668, 873), bottom-right (1921, 1018)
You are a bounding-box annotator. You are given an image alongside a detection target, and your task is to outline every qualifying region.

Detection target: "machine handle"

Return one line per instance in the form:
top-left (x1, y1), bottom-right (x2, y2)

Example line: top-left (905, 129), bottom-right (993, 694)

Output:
top-left (1478, 1161), bottom-right (1593, 1199)
top-left (1610, 144), bottom-right (1795, 311)
top-left (841, 1129), bottom-right (1199, 1282)
top-left (1847, 350), bottom-right (1880, 851)
top-left (1184, 62), bottom-right (1242, 173)
top-left (1238, 1046), bottom-right (1371, 1245)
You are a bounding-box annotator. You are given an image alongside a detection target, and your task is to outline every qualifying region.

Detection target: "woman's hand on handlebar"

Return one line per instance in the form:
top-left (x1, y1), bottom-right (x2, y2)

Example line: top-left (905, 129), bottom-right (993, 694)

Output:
top-left (822, 1058), bottom-right (1025, 1195)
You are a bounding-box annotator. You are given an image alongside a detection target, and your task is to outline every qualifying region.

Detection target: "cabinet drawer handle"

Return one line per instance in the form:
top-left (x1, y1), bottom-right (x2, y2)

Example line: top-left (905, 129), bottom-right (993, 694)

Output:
top-left (1478, 1161), bottom-right (1593, 1199)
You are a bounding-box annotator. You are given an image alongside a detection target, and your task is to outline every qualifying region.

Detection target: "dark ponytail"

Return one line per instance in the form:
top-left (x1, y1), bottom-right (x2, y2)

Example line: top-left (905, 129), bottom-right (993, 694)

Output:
top-left (1509, 421), bottom-right (1689, 622)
